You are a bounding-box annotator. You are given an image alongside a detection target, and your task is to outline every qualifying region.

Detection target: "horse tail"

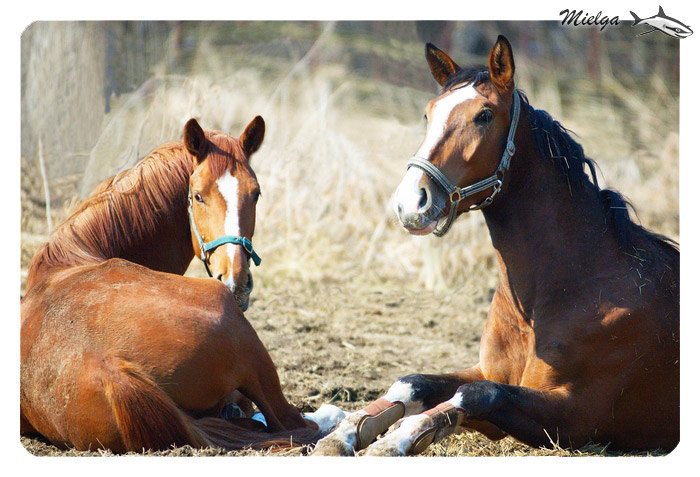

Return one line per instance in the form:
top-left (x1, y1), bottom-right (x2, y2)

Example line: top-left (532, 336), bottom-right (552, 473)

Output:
top-left (103, 358), bottom-right (321, 452)
top-left (103, 358), bottom-right (211, 451)
top-left (192, 417), bottom-right (323, 451)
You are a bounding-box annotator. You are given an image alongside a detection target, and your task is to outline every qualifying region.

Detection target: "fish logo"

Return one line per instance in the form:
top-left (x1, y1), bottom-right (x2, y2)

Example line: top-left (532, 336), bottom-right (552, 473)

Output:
top-left (630, 6), bottom-right (693, 38)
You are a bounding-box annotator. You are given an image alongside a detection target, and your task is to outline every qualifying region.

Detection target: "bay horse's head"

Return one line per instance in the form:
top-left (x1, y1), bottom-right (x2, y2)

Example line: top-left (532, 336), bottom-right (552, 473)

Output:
top-left (184, 116), bottom-right (265, 311)
top-left (394, 35), bottom-right (519, 236)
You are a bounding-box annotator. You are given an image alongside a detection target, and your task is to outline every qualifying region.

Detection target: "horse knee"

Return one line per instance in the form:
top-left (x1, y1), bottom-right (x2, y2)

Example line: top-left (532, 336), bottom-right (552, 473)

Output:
top-left (383, 373), bottom-right (465, 414)
top-left (451, 381), bottom-right (506, 420)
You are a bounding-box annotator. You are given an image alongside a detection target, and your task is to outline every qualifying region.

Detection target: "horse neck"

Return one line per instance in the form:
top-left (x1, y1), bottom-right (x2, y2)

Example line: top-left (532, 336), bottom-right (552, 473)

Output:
top-left (26, 145), bottom-right (196, 290)
top-left (481, 120), bottom-right (615, 318)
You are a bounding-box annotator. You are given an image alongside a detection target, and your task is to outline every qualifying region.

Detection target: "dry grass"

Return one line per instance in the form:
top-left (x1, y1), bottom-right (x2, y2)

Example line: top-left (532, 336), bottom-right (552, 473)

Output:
top-left (19, 23), bottom-right (678, 457)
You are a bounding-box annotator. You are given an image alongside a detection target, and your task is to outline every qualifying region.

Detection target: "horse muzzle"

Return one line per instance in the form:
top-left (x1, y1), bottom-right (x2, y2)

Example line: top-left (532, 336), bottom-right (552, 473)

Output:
top-left (393, 172), bottom-right (445, 234)
top-left (225, 270), bottom-right (254, 311)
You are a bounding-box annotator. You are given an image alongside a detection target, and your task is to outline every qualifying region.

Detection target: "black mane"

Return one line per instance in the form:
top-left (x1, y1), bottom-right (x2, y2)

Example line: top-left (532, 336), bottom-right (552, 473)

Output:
top-left (442, 65), bottom-right (677, 253)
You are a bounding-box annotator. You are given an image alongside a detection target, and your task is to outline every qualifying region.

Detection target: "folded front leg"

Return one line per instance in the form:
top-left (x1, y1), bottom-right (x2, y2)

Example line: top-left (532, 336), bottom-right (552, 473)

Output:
top-left (311, 367), bottom-right (484, 456)
top-left (365, 380), bottom-right (572, 455)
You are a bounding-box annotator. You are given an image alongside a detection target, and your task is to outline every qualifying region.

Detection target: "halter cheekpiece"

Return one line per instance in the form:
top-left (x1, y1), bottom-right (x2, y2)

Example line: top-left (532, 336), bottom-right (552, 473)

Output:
top-left (406, 89), bottom-right (521, 237)
top-left (187, 187), bottom-right (261, 277)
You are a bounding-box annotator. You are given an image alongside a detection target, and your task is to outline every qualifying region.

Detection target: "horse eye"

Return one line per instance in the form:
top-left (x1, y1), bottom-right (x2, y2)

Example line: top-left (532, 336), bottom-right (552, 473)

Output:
top-left (474, 109), bottom-right (493, 125)
top-left (253, 191), bottom-right (261, 203)
top-left (194, 192), bottom-right (204, 203)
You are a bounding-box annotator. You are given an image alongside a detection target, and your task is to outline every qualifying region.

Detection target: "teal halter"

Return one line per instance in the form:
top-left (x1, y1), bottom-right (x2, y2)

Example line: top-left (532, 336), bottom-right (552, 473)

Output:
top-left (187, 187), bottom-right (261, 278)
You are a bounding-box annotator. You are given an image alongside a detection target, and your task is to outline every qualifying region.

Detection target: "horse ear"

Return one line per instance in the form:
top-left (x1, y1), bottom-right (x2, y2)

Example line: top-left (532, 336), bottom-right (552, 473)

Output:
top-left (184, 118), bottom-right (208, 162)
top-left (425, 43), bottom-right (460, 87)
top-left (488, 35), bottom-right (515, 93)
top-left (240, 115), bottom-right (265, 157)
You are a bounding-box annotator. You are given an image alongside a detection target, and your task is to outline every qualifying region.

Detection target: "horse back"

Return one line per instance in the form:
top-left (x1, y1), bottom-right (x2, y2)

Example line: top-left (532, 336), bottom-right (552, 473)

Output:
top-left (21, 258), bottom-right (250, 416)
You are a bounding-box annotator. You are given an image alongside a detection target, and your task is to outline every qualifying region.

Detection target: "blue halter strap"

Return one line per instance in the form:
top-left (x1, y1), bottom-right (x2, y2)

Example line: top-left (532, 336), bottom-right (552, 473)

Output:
top-left (187, 188), bottom-right (261, 277)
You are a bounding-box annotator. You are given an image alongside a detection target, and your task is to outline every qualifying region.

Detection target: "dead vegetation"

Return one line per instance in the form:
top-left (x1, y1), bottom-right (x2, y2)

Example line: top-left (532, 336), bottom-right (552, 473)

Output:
top-left (20, 22), bottom-right (678, 457)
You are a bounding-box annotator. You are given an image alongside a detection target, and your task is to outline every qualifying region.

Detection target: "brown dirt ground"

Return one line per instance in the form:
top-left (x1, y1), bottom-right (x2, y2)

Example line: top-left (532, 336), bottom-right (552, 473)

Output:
top-left (19, 271), bottom-right (665, 457)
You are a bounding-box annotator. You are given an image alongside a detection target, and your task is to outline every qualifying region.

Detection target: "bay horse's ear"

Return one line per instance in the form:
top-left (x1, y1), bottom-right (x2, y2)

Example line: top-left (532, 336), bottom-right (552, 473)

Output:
top-left (184, 118), bottom-right (208, 162)
top-left (240, 115), bottom-right (265, 157)
top-left (488, 35), bottom-right (515, 93)
top-left (425, 43), bottom-right (460, 87)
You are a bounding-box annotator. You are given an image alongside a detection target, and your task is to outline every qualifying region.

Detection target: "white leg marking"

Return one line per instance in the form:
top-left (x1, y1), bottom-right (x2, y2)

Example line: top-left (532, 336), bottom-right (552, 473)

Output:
top-left (447, 391), bottom-right (465, 409)
top-left (416, 83), bottom-right (478, 159)
top-left (304, 404), bottom-right (348, 434)
top-left (215, 170), bottom-right (240, 288)
top-left (367, 414), bottom-right (432, 455)
top-left (317, 410), bottom-right (368, 452)
top-left (382, 380), bottom-right (423, 415)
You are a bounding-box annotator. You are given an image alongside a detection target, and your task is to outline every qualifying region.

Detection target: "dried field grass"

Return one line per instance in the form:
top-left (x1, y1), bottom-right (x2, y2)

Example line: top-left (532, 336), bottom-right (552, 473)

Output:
top-left (20, 24), bottom-right (678, 458)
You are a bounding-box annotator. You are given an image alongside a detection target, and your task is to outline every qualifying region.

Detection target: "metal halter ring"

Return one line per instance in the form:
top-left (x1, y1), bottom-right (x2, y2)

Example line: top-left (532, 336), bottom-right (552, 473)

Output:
top-left (406, 90), bottom-right (521, 236)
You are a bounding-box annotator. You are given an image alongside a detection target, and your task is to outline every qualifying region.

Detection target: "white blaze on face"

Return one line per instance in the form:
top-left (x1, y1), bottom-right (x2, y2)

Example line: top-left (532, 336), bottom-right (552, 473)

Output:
top-left (215, 170), bottom-right (240, 289)
top-left (394, 83), bottom-right (478, 218)
top-left (416, 83), bottom-right (478, 159)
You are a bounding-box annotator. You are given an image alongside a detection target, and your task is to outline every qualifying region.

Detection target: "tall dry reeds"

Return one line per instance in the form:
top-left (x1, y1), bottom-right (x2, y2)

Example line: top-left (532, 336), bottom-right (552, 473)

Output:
top-left (21, 22), bottom-right (679, 294)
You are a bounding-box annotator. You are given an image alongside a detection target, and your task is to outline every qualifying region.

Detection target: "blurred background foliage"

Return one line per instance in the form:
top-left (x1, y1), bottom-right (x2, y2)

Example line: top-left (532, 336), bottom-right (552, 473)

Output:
top-left (20, 21), bottom-right (679, 294)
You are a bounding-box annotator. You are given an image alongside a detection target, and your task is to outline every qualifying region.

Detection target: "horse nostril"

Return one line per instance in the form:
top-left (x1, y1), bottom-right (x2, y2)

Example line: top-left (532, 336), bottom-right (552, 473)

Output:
top-left (216, 274), bottom-right (223, 281)
top-left (418, 188), bottom-right (429, 210)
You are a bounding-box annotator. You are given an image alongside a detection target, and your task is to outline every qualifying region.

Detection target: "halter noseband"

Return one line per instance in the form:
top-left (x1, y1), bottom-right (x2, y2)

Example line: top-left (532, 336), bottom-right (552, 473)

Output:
top-left (187, 187), bottom-right (261, 278)
top-left (406, 90), bottom-right (521, 237)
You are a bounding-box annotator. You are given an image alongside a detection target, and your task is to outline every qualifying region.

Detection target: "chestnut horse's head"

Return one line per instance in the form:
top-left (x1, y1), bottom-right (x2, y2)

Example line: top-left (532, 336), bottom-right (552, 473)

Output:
top-left (394, 35), bottom-right (519, 236)
top-left (184, 116), bottom-right (265, 311)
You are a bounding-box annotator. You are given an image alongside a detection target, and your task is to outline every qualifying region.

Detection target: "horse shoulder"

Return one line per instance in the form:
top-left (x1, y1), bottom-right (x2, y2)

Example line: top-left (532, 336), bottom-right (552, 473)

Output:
top-left (478, 289), bottom-right (534, 385)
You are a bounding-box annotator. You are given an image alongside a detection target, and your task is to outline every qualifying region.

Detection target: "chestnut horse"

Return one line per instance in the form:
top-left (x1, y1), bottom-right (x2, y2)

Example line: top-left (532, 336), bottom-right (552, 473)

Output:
top-left (313, 36), bottom-right (679, 456)
top-left (21, 117), bottom-right (335, 452)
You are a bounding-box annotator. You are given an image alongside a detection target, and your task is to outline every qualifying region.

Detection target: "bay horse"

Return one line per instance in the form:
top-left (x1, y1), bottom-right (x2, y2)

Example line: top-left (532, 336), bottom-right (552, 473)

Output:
top-left (313, 36), bottom-right (679, 456)
top-left (21, 117), bottom-right (337, 452)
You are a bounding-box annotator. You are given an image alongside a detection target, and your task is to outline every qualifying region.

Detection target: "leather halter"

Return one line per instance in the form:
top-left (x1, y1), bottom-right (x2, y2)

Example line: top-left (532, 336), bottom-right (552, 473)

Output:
top-left (407, 90), bottom-right (521, 237)
top-left (187, 187), bottom-right (261, 278)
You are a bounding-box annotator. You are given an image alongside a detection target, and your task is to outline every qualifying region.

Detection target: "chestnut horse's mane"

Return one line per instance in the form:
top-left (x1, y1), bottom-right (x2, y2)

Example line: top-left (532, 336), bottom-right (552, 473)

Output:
top-left (445, 65), bottom-right (677, 254)
top-left (28, 131), bottom-right (242, 274)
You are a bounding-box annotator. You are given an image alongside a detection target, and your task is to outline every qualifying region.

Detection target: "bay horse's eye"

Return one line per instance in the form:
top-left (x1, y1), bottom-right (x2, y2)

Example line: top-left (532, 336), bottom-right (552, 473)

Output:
top-left (253, 191), bottom-right (261, 203)
top-left (474, 109), bottom-right (493, 125)
top-left (194, 192), bottom-right (204, 203)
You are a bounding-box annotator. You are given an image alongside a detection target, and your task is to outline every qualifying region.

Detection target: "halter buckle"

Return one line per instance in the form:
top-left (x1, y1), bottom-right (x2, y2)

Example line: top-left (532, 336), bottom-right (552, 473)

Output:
top-left (506, 140), bottom-right (516, 158)
top-left (449, 189), bottom-right (461, 204)
top-left (241, 238), bottom-right (253, 254)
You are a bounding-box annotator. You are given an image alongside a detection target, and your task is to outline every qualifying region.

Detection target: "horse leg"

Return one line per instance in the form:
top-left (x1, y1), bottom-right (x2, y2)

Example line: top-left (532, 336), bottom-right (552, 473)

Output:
top-left (232, 320), bottom-right (309, 432)
top-left (365, 381), bottom-right (570, 455)
top-left (312, 366), bottom-right (485, 456)
top-left (219, 390), bottom-right (255, 419)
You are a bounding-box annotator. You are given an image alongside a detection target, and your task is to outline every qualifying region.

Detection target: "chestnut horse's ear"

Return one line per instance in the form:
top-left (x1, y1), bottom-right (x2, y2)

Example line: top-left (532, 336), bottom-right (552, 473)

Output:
top-left (240, 115), bottom-right (265, 157)
top-left (184, 118), bottom-right (208, 162)
top-left (425, 43), bottom-right (460, 87)
top-left (488, 35), bottom-right (515, 93)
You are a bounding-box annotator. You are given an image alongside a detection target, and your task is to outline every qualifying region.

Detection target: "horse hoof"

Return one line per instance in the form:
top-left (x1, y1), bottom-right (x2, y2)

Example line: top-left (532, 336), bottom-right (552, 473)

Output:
top-left (363, 414), bottom-right (434, 456)
top-left (406, 428), bottom-right (437, 455)
top-left (363, 443), bottom-right (405, 456)
top-left (311, 436), bottom-right (354, 456)
top-left (356, 401), bottom-right (405, 449)
top-left (220, 402), bottom-right (245, 420)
